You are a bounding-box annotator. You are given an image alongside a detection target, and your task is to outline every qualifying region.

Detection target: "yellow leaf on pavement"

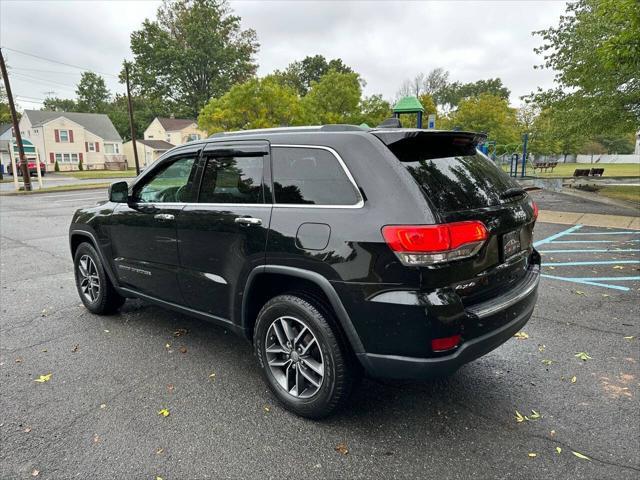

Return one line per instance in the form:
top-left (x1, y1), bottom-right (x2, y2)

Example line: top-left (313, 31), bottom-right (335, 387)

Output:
top-left (34, 373), bottom-right (52, 383)
top-left (556, 447), bottom-right (562, 454)
top-left (335, 442), bottom-right (349, 455)
top-left (574, 290), bottom-right (585, 296)
top-left (575, 352), bottom-right (592, 361)
top-left (528, 453), bottom-right (537, 458)
top-left (514, 332), bottom-right (529, 340)
top-left (571, 376), bottom-right (577, 383)
top-left (515, 411), bottom-right (525, 423)
top-left (613, 265), bottom-right (624, 270)
top-left (572, 451), bottom-right (590, 460)
top-left (624, 336), bottom-right (634, 340)
top-left (158, 408), bottom-right (170, 417)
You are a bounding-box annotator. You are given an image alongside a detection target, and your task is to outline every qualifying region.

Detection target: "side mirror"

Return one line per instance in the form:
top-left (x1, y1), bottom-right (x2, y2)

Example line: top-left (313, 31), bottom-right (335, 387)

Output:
top-left (109, 181), bottom-right (129, 203)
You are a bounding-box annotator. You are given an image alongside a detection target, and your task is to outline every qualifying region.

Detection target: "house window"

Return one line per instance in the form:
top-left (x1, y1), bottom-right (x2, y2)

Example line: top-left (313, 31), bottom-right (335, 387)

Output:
top-left (88, 142), bottom-right (96, 152)
top-left (104, 143), bottom-right (120, 154)
top-left (55, 153), bottom-right (62, 163)
top-left (71, 153), bottom-right (79, 162)
top-left (59, 130), bottom-right (69, 142)
top-left (166, 135), bottom-right (171, 143)
top-left (187, 134), bottom-right (201, 142)
top-left (63, 153), bottom-right (71, 162)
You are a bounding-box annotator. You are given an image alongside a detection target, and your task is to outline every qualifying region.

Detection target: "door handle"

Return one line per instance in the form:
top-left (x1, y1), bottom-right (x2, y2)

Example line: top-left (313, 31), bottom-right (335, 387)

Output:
top-left (154, 213), bottom-right (175, 221)
top-left (235, 217), bottom-right (262, 226)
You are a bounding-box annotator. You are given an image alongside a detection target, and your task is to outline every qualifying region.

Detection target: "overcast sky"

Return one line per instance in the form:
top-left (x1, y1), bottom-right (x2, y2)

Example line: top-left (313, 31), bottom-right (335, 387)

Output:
top-left (0, 0), bottom-right (568, 112)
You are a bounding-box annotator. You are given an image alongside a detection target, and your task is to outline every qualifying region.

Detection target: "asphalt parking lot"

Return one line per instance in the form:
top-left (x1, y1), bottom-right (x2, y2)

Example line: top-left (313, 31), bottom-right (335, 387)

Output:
top-left (1, 190), bottom-right (638, 479)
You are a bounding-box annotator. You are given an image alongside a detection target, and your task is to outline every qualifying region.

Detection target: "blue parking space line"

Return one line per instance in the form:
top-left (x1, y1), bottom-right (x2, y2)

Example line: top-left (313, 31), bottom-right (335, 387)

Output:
top-left (543, 260), bottom-right (640, 266)
top-left (559, 276), bottom-right (640, 281)
top-left (540, 249), bottom-right (640, 253)
top-left (549, 239), bottom-right (639, 244)
top-left (541, 274), bottom-right (630, 291)
top-left (533, 224), bottom-right (583, 247)
top-left (565, 231), bottom-right (640, 235)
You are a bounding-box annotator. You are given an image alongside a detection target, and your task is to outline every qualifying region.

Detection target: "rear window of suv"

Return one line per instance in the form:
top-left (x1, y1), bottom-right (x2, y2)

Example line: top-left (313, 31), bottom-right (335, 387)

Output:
top-left (402, 153), bottom-right (518, 212)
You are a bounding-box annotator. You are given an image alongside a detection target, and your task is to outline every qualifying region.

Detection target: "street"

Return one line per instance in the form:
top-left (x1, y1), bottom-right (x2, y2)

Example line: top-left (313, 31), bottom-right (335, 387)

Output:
top-left (1, 190), bottom-right (638, 479)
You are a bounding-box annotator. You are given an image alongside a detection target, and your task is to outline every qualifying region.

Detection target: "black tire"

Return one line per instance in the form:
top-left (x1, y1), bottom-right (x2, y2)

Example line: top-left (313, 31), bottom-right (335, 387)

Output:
top-left (254, 293), bottom-right (355, 419)
top-left (73, 242), bottom-right (125, 314)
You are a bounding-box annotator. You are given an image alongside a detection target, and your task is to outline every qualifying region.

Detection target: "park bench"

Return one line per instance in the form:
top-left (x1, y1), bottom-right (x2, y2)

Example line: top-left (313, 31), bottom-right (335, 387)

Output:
top-left (533, 161), bottom-right (558, 173)
top-left (573, 168), bottom-right (605, 177)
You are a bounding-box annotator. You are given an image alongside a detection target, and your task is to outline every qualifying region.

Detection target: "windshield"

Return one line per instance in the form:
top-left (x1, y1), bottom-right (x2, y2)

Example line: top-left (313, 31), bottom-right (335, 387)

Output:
top-left (402, 152), bottom-right (521, 212)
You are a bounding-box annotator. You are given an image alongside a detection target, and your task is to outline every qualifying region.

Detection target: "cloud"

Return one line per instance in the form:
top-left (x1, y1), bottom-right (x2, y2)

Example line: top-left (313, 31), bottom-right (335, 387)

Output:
top-left (0, 0), bottom-right (567, 110)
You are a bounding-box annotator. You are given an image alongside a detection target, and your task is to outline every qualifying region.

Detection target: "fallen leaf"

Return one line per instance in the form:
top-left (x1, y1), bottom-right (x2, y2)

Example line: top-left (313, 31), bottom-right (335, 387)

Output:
top-left (34, 373), bottom-right (52, 383)
top-left (208, 372), bottom-right (216, 380)
top-left (41, 349), bottom-right (47, 353)
top-left (613, 265), bottom-right (624, 270)
top-left (41, 309), bottom-right (47, 317)
top-left (156, 477), bottom-right (164, 480)
top-left (542, 359), bottom-right (553, 365)
top-left (571, 376), bottom-right (577, 383)
top-left (264, 405), bottom-right (270, 413)
top-left (602, 294), bottom-right (610, 298)
top-left (550, 430), bottom-right (556, 436)
top-left (528, 453), bottom-right (537, 458)
top-left (173, 328), bottom-right (188, 337)
top-left (547, 266), bottom-right (555, 270)
top-left (624, 336), bottom-right (635, 340)
top-left (31, 469), bottom-right (39, 477)
top-left (156, 448), bottom-right (164, 455)
top-left (93, 434), bottom-right (100, 444)
top-left (515, 411), bottom-right (525, 423)
top-left (179, 346), bottom-right (187, 354)
top-left (103, 330), bottom-right (109, 333)
top-left (24, 427), bottom-right (31, 433)
top-left (538, 344), bottom-right (545, 352)
top-left (529, 410), bottom-right (542, 420)
top-left (574, 290), bottom-right (585, 296)
top-left (556, 447), bottom-right (562, 454)
top-left (514, 332), bottom-right (529, 340)
top-left (100, 404), bottom-right (106, 409)
top-left (71, 344), bottom-right (79, 353)
top-left (165, 343), bottom-right (171, 349)
top-left (572, 451), bottom-right (590, 460)
top-left (158, 408), bottom-right (170, 417)
top-left (167, 384), bottom-right (174, 392)
top-left (575, 352), bottom-right (592, 361)
top-left (335, 442), bottom-right (349, 455)
top-left (15, 358), bottom-right (22, 363)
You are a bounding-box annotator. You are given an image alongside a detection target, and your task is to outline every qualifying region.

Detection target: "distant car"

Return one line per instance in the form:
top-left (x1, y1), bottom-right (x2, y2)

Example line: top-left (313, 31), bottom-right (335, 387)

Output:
top-left (8, 160), bottom-right (47, 176)
top-left (69, 124), bottom-right (540, 418)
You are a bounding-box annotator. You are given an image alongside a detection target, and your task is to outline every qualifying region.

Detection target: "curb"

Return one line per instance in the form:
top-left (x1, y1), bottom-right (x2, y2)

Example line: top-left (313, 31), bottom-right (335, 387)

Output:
top-left (539, 210), bottom-right (640, 230)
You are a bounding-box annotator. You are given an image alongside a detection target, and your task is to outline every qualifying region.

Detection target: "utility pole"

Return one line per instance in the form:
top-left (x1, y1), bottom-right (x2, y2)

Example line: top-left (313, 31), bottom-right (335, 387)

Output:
top-left (124, 62), bottom-right (140, 175)
top-left (0, 48), bottom-right (31, 191)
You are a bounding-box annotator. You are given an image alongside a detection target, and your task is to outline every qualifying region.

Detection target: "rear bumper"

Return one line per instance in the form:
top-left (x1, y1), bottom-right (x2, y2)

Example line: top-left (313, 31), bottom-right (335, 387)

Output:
top-left (357, 264), bottom-right (540, 380)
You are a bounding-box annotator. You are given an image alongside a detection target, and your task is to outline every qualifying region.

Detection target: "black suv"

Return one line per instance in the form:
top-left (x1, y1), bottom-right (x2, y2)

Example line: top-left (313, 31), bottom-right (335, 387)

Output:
top-left (69, 125), bottom-right (540, 418)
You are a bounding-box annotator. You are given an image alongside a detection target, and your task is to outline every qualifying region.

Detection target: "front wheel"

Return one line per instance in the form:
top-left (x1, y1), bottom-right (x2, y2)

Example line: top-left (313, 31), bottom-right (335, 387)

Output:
top-left (254, 294), bottom-right (355, 419)
top-left (74, 242), bottom-right (125, 314)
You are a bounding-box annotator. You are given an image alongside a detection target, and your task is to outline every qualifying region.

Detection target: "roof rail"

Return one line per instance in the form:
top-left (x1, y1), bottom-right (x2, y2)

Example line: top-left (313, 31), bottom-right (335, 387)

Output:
top-left (208, 124), bottom-right (366, 138)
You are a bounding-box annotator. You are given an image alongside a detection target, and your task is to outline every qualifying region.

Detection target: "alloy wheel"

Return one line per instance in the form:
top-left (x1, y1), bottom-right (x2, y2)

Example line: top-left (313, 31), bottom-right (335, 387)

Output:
top-left (78, 255), bottom-right (100, 303)
top-left (265, 316), bottom-right (325, 399)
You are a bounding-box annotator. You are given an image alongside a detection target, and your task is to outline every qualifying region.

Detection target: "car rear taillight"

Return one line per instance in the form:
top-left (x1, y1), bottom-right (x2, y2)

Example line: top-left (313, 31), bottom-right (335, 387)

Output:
top-left (382, 221), bottom-right (488, 266)
top-left (431, 334), bottom-right (462, 352)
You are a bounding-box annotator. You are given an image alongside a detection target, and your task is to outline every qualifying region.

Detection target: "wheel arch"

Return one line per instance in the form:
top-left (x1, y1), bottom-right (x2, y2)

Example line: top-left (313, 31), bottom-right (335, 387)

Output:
top-left (69, 229), bottom-right (121, 290)
top-left (241, 265), bottom-right (365, 354)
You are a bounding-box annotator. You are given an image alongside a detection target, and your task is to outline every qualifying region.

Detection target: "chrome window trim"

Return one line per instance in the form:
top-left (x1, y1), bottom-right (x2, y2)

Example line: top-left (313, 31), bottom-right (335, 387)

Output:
top-left (270, 144), bottom-right (364, 209)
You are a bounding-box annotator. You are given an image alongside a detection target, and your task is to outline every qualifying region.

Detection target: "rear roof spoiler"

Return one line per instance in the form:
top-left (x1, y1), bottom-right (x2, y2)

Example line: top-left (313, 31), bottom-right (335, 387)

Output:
top-left (370, 129), bottom-right (487, 162)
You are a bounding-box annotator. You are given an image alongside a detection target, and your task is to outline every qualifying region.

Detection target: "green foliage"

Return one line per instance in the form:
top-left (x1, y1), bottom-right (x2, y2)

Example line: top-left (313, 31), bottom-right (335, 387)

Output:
top-left (42, 97), bottom-right (77, 112)
top-left (273, 55), bottom-right (355, 96)
top-left (76, 72), bottom-right (110, 113)
top-left (54, 160), bottom-right (60, 172)
top-left (301, 70), bottom-right (362, 124)
top-left (353, 94), bottom-right (392, 127)
top-left (530, 0), bottom-right (639, 137)
top-left (440, 93), bottom-right (520, 147)
top-left (108, 93), bottom-right (174, 141)
top-left (126, 0), bottom-right (259, 118)
top-left (198, 76), bottom-right (301, 133)
top-left (436, 78), bottom-right (510, 109)
top-left (78, 156), bottom-right (84, 171)
top-left (0, 85), bottom-right (12, 123)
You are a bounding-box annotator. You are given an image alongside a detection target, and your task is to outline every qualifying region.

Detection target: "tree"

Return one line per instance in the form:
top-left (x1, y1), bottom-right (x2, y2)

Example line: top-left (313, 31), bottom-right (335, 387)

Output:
top-left (198, 76), bottom-right (301, 133)
top-left (42, 97), bottom-right (77, 112)
top-left (301, 70), bottom-right (362, 124)
top-left (441, 93), bottom-right (520, 147)
top-left (273, 55), bottom-right (355, 96)
top-left (107, 93), bottom-right (175, 141)
top-left (0, 85), bottom-right (12, 123)
top-left (126, 0), bottom-right (259, 118)
top-left (530, 0), bottom-right (639, 137)
top-left (423, 68), bottom-right (450, 96)
top-left (437, 78), bottom-right (510, 110)
top-left (352, 94), bottom-right (391, 127)
top-left (76, 72), bottom-right (110, 113)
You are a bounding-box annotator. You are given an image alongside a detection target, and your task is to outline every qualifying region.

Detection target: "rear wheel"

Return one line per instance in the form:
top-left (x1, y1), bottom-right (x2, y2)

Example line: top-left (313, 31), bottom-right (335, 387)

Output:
top-left (254, 294), bottom-right (355, 419)
top-left (74, 242), bottom-right (125, 314)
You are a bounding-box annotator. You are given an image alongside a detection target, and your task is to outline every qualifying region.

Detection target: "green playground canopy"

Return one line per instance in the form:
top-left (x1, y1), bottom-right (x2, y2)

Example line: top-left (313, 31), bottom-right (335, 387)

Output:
top-left (393, 96), bottom-right (424, 114)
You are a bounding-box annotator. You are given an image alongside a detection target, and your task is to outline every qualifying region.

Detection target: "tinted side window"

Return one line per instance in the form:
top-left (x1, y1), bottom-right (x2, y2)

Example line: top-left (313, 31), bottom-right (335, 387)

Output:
top-left (134, 156), bottom-right (196, 203)
top-left (272, 147), bottom-right (359, 205)
top-left (199, 156), bottom-right (263, 204)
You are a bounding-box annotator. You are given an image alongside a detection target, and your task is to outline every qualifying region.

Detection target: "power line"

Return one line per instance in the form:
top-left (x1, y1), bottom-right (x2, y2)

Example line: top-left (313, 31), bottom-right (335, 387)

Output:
top-left (10, 72), bottom-right (78, 91)
top-left (10, 66), bottom-right (83, 76)
top-left (0, 46), bottom-right (120, 79)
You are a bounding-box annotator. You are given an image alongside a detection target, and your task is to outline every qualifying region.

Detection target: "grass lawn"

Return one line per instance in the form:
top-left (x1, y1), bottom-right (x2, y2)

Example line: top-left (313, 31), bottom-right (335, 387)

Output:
top-left (501, 163), bottom-right (640, 178)
top-left (53, 169), bottom-right (137, 179)
top-left (595, 185), bottom-right (640, 205)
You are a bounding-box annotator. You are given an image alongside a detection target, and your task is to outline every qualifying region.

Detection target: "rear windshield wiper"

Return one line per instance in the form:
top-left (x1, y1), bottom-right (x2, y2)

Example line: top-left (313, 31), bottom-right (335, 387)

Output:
top-left (500, 187), bottom-right (526, 200)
